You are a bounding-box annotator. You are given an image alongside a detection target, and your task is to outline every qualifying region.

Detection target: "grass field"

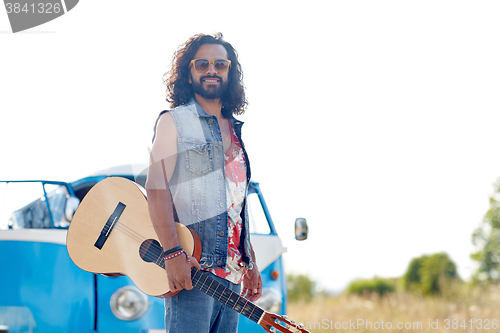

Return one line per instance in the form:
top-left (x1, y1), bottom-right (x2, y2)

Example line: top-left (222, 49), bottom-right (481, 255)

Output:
top-left (287, 284), bottom-right (500, 333)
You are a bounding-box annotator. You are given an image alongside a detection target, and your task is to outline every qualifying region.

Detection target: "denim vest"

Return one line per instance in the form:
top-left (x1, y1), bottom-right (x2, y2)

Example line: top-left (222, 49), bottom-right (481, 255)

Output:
top-left (153, 99), bottom-right (254, 270)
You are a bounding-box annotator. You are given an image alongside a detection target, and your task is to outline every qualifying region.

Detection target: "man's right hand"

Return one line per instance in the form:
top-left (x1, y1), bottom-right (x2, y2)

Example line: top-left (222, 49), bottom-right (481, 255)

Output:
top-left (164, 252), bottom-right (201, 291)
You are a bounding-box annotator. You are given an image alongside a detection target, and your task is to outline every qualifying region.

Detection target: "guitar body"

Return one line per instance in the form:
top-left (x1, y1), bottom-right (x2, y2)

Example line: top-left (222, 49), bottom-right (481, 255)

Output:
top-left (66, 177), bottom-right (201, 298)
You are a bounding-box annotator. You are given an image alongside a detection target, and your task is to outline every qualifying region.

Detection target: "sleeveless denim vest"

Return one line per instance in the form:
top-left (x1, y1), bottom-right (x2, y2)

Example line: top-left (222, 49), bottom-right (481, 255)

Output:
top-left (153, 99), bottom-right (254, 270)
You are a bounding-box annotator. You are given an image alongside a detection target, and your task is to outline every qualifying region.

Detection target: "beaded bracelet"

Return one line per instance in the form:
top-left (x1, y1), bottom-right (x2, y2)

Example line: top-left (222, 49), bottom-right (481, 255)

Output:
top-left (162, 246), bottom-right (182, 257)
top-left (164, 249), bottom-right (190, 263)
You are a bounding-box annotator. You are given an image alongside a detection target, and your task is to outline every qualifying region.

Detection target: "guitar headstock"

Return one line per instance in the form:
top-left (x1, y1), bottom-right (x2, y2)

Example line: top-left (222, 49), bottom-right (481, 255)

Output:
top-left (259, 312), bottom-right (310, 333)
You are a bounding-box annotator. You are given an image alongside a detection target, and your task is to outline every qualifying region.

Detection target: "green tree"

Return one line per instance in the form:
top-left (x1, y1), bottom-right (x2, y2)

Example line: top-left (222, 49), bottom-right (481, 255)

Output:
top-left (346, 276), bottom-right (396, 297)
top-left (287, 273), bottom-right (315, 302)
top-left (402, 252), bottom-right (458, 295)
top-left (471, 177), bottom-right (500, 283)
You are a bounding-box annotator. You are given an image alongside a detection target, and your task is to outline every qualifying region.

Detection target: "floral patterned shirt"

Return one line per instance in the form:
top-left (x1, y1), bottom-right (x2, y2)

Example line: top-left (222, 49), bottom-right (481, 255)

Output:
top-left (203, 120), bottom-right (247, 284)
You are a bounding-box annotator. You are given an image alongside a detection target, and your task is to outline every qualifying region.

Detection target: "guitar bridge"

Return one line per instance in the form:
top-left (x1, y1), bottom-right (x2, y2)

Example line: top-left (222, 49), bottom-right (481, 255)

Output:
top-left (94, 202), bottom-right (126, 249)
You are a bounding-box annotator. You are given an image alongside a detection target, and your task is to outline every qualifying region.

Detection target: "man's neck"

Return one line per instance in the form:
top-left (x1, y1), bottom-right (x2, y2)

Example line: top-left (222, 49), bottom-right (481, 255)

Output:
top-left (194, 94), bottom-right (225, 122)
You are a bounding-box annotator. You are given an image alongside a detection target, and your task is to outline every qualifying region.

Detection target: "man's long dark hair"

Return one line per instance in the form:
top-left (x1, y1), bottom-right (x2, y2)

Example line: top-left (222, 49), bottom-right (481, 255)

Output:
top-left (163, 33), bottom-right (248, 117)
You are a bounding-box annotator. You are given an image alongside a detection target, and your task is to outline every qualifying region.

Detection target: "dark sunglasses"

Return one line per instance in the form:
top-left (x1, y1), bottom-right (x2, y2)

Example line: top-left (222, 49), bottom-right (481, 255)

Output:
top-left (189, 59), bottom-right (231, 73)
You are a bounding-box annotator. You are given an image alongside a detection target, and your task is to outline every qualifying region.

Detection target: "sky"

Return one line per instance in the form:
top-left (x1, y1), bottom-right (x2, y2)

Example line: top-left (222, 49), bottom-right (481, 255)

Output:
top-left (1, 1), bottom-right (500, 292)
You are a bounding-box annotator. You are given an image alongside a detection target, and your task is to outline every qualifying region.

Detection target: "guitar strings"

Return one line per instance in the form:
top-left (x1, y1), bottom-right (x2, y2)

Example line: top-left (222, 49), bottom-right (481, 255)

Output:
top-left (105, 221), bottom-right (166, 265)
top-left (100, 215), bottom-right (163, 258)
top-left (113, 223), bottom-right (146, 243)
top-left (115, 223), bottom-right (164, 257)
top-left (96, 207), bottom-right (170, 264)
top-left (107, 217), bottom-right (191, 265)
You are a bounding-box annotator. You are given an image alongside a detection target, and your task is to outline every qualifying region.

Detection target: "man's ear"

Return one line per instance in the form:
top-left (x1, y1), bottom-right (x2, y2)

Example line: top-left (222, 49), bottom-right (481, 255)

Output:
top-left (188, 72), bottom-right (192, 84)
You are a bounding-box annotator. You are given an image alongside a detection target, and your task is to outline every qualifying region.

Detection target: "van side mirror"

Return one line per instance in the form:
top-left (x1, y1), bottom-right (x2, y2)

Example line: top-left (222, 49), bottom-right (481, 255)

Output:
top-left (294, 217), bottom-right (308, 241)
top-left (65, 197), bottom-right (80, 222)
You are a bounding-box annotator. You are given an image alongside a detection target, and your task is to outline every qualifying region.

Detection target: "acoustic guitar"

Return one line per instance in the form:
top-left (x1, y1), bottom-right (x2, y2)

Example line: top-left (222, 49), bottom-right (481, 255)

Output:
top-left (66, 177), bottom-right (309, 333)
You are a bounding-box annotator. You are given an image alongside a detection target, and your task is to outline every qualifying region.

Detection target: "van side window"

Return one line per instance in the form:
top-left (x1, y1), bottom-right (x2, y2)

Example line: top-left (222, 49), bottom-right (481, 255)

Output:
top-left (247, 192), bottom-right (271, 235)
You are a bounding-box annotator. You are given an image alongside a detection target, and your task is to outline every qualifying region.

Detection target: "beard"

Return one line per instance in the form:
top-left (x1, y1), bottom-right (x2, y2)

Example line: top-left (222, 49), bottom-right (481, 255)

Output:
top-left (191, 75), bottom-right (229, 100)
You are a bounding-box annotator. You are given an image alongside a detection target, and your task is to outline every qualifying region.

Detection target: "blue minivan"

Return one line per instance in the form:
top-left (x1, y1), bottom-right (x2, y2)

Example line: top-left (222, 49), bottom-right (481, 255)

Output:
top-left (0, 164), bottom-right (307, 333)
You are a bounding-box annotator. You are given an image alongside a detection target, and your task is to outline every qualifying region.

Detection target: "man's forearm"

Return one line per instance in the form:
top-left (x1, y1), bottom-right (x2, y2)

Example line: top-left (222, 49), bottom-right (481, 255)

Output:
top-left (147, 188), bottom-right (179, 251)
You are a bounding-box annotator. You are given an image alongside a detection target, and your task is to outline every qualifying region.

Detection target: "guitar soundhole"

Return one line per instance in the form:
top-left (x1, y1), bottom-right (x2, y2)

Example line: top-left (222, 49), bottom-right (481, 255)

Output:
top-left (139, 239), bottom-right (162, 263)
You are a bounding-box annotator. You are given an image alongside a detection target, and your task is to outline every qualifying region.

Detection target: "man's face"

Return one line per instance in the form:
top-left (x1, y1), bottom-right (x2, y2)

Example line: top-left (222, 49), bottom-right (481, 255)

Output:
top-left (189, 44), bottom-right (229, 100)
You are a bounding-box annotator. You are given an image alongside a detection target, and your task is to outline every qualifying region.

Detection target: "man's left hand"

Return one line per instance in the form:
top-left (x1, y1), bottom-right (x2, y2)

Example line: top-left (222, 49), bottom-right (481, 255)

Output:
top-left (241, 265), bottom-right (262, 302)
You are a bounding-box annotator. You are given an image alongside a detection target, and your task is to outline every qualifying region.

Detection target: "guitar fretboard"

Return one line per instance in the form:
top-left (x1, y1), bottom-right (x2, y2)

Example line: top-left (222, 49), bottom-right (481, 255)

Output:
top-left (191, 267), bottom-right (264, 323)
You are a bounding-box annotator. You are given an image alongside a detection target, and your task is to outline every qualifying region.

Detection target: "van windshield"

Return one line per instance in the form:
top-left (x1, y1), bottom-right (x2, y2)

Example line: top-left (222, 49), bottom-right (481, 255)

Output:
top-left (0, 182), bottom-right (71, 229)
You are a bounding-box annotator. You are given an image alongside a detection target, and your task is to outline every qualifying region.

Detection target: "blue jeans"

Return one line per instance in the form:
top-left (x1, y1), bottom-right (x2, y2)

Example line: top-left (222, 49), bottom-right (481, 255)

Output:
top-left (164, 271), bottom-right (241, 333)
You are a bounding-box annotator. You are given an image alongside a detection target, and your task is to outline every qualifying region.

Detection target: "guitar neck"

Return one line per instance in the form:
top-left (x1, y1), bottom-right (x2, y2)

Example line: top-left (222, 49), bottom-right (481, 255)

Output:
top-left (190, 267), bottom-right (265, 324)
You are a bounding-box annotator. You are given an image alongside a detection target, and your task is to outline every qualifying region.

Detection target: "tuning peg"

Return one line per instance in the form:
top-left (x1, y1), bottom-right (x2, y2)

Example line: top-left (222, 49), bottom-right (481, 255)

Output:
top-left (270, 327), bottom-right (276, 332)
top-left (291, 319), bottom-right (296, 325)
top-left (299, 323), bottom-right (305, 329)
